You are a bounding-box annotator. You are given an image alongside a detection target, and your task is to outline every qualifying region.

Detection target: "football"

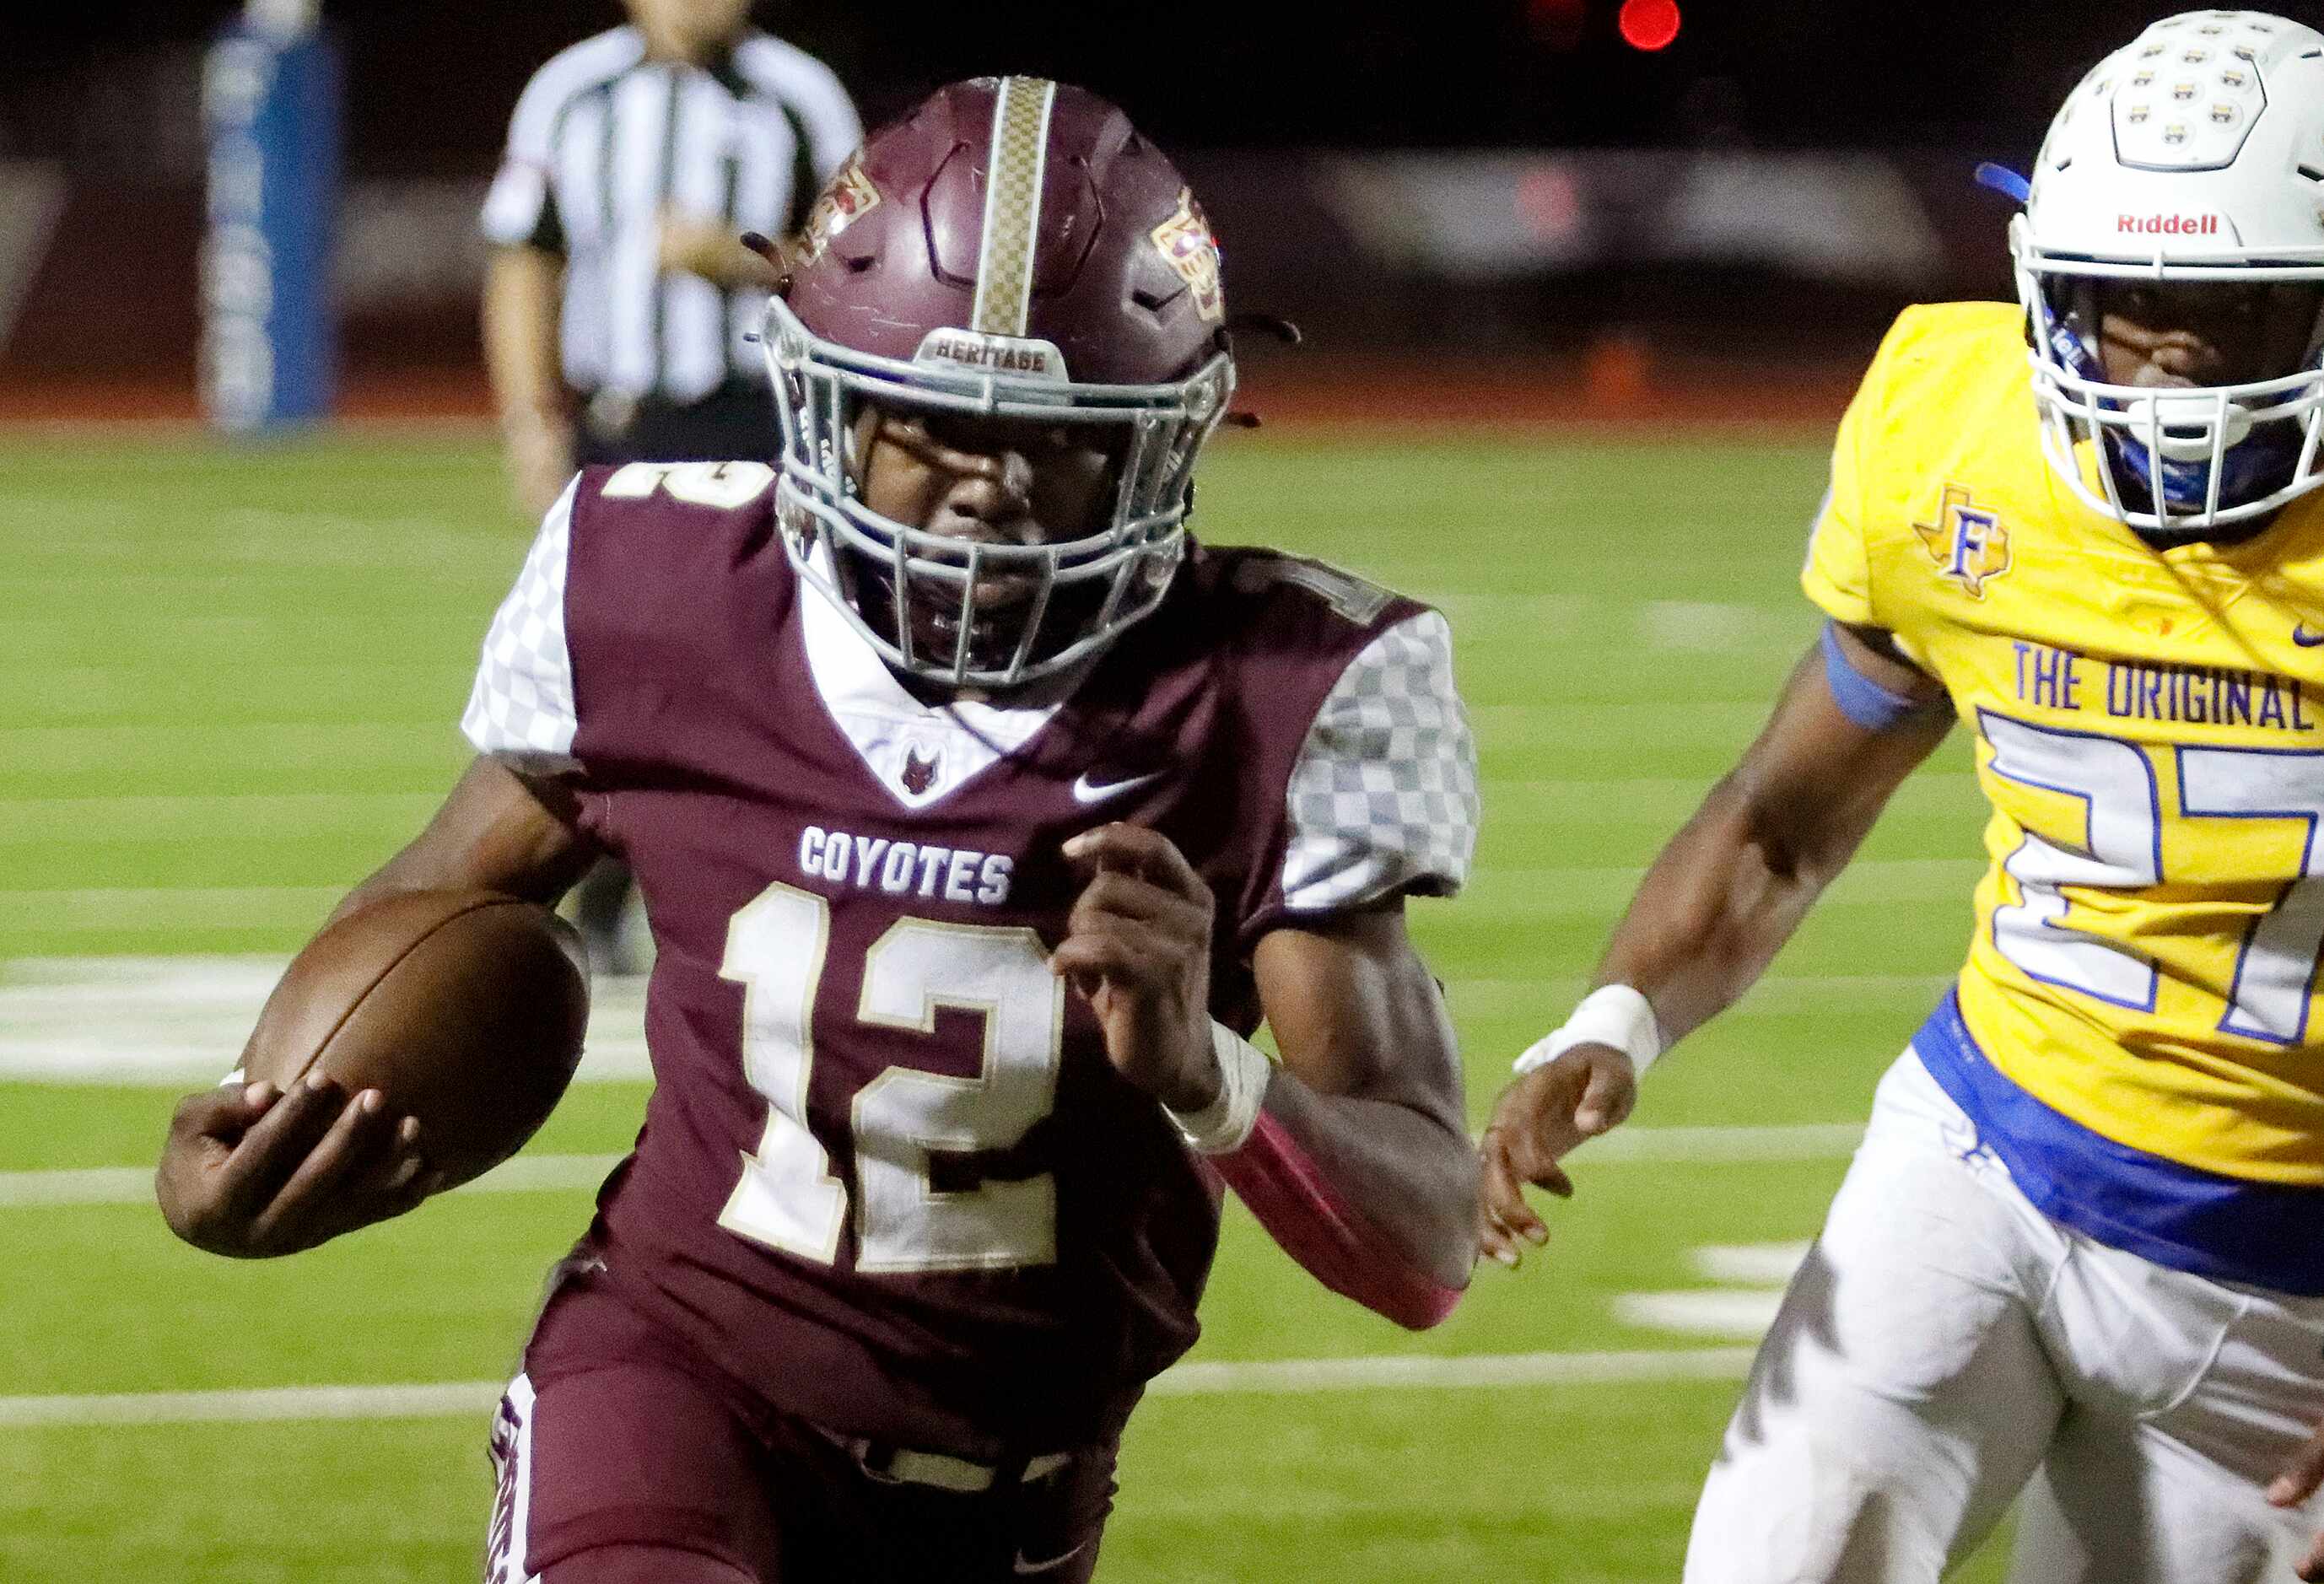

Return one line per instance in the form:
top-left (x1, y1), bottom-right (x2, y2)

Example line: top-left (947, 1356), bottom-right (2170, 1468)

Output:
top-left (235, 888), bottom-right (591, 1188)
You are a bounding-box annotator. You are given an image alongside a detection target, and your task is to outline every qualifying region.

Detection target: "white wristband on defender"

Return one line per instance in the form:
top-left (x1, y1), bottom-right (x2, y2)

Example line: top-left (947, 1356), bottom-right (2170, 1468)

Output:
top-left (1167, 1021), bottom-right (1271, 1156)
top-left (1512, 984), bottom-right (1663, 1078)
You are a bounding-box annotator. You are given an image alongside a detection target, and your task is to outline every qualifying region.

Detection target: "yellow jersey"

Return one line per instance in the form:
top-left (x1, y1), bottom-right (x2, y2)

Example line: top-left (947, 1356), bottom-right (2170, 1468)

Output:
top-left (1804, 301), bottom-right (2324, 1289)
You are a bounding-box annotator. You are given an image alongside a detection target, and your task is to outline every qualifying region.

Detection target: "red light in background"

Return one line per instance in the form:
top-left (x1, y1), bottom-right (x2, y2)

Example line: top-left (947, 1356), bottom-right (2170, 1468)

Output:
top-left (1618, 0), bottom-right (1682, 51)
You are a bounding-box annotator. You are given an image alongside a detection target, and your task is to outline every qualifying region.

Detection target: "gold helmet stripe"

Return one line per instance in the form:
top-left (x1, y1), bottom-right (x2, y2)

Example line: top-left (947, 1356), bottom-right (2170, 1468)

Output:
top-left (970, 77), bottom-right (1058, 338)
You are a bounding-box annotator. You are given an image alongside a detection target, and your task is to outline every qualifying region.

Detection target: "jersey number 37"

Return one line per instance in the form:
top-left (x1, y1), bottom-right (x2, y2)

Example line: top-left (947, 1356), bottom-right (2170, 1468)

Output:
top-left (1982, 709), bottom-right (2324, 1044)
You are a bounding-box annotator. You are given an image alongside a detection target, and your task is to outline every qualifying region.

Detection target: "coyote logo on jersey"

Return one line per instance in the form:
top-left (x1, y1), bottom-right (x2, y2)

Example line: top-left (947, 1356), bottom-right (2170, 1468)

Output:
top-left (899, 746), bottom-right (939, 795)
top-left (1912, 484), bottom-right (2014, 598)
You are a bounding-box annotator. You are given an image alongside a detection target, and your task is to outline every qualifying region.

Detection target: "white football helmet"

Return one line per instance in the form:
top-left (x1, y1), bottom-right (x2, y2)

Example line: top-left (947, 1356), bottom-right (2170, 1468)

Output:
top-left (2014, 9), bottom-right (2324, 533)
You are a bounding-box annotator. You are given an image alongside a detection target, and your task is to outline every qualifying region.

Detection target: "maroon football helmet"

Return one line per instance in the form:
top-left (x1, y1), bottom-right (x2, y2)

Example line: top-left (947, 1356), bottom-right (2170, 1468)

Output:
top-left (764, 76), bottom-right (1237, 687)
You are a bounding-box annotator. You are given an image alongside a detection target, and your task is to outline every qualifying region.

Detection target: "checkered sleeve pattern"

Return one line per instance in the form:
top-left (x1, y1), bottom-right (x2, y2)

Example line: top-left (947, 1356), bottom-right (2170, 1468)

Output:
top-left (461, 481), bottom-right (580, 768)
top-left (1278, 610), bottom-right (1480, 913)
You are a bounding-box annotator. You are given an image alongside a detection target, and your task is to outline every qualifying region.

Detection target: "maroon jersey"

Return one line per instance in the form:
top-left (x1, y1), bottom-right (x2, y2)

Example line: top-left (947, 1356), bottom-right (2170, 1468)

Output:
top-left (462, 461), bottom-right (1477, 1460)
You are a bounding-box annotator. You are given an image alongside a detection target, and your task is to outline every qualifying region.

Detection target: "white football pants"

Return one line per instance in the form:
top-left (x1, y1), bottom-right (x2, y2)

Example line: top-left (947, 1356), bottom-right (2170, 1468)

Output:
top-left (1683, 1050), bottom-right (2324, 1584)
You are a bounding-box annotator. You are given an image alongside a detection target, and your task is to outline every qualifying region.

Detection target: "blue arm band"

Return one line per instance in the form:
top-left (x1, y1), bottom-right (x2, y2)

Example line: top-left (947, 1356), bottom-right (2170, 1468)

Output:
top-left (1820, 622), bottom-right (1933, 731)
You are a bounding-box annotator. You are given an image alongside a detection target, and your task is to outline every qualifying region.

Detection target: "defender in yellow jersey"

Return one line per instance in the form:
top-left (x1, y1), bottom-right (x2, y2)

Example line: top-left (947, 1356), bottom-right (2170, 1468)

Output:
top-left (1813, 299), bottom-right (2324, 1207)
top-left (1480, 12), bottom-right (2324, 1584)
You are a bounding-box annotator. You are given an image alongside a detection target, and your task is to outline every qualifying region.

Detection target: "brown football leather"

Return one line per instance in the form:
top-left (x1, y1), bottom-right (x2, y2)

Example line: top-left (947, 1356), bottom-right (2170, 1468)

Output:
top-left (237, 889), bottom-right (590, 1188)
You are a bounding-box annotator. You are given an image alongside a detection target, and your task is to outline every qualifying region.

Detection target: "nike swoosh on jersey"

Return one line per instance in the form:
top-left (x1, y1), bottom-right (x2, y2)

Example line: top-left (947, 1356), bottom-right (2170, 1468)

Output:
top-left (1013, 1540), bottom-right (1093, 1576)
top-left (2294, 626), bottom-right (2324, 647)
top-left (1070, 769), bottom-right (1164, 805)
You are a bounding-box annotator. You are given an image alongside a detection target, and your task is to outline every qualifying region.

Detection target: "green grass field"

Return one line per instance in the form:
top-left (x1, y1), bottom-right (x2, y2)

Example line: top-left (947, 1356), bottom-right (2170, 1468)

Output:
top-left (0, 428), bottom-right (2010, 1582)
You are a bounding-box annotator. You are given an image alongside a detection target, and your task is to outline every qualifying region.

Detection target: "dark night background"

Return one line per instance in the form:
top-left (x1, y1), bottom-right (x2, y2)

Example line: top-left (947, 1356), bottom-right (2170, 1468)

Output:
top-left (3, 1), bottom-right (2297, 175)
top-left (5, 1), bottom-right (2316, 395)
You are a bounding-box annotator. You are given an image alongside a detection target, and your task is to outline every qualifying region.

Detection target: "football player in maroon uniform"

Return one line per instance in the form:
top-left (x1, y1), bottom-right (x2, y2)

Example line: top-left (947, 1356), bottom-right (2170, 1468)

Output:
top-left (156, 78), bottom-right (1480, 1583)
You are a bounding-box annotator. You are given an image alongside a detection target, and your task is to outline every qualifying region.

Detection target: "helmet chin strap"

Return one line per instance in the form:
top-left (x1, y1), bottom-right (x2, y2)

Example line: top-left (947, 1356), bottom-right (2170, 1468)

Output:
top-left (2126, 394), bottom-right (2255, 462)
top-left (2110, 404), bottom-right (2299, 521)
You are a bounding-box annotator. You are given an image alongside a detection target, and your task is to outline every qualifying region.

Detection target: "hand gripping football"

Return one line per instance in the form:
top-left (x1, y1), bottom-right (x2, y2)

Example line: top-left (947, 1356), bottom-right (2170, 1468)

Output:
top-left (235, 889), bottom-right (590, 1188)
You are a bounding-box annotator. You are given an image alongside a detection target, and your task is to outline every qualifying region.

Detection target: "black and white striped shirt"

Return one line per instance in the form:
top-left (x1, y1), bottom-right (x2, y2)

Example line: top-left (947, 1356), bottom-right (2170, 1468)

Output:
top-left (482, 27), bottom-right (860, 405)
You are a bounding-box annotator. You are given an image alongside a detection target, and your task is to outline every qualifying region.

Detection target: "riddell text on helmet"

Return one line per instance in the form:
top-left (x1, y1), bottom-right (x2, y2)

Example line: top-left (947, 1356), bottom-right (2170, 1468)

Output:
top-left (2116, 212), bottom-right (2224, 234)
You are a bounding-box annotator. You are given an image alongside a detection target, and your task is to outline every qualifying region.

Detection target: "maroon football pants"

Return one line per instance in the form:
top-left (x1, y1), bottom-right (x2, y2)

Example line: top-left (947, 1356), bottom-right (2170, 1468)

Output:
top-left (485, 1278), bottom-right (1115, 1583)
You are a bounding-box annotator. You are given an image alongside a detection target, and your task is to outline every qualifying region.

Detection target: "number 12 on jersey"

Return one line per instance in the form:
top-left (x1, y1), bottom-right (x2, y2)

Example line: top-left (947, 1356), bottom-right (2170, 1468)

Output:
top-left (715, 883), bottom-right (1065, 1274)
top-left (1981, 709), bottom-right (2324, 1043)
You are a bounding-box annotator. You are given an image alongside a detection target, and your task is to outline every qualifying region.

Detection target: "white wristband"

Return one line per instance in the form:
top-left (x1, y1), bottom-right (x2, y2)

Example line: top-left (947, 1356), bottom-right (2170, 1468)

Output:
top-left (1167, 1021), bottom-right (1271, 1156)
top-left (1512, 984), bottom-right (1663, 1078)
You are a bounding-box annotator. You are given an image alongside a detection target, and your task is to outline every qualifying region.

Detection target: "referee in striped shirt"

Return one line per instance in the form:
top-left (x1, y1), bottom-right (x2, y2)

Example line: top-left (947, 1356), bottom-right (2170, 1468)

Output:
top-left (481, 0), bottom-right (858, 969)
top-left (482, 0), bottom-right (860, 520)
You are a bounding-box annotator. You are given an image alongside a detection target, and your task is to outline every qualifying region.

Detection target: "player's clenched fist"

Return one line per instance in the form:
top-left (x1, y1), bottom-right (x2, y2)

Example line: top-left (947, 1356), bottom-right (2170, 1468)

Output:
top-left (156, 1077), bottom-right (437, 1258)
top-left (1476, 1043), bottom-right (1638, 1268)
top-left (1053, 823), bottom-right (1223, 1115)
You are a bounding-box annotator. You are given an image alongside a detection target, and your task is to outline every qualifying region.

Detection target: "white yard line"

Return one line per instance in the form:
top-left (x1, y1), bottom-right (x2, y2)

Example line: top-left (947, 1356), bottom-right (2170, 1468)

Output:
top-left (1637, 600), bottom-right (1787, 653)
top-left (0, 1128), bottom-right (1859, 1210)
top-left (1612, 1292), bottom-right (1787, 1340)
top-left (0, 1152), bottom-right (626, 1209)
top-left (0, 1382), bottom-right (506, 1428)
top-left (1690, 1241), bottom-right (1814, 1284)
top-left (0, 957), bottom-right (653, 1084)
top-left (0, 957), bottom-right (1944, 1086)
top-left (0, 1347), bottom-right (1759, 1429)
top-left (1610, 1242), bottom-right (1812, 1342)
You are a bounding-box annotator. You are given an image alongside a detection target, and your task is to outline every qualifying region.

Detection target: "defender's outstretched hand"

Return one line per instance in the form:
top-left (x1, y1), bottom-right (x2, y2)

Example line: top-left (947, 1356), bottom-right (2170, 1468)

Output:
top-left (1053, 823), bottom-right (1223, 1116)
top-left (156, 1076), bottom-right (438, 1258)
top-left (1477, 1042), bottom-right (1638, 1268)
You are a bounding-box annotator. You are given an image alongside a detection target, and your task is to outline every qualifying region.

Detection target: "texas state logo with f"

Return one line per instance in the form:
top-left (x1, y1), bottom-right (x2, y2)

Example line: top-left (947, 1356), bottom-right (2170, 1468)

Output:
top-left (1913, 484), bottom-right (2013, 599)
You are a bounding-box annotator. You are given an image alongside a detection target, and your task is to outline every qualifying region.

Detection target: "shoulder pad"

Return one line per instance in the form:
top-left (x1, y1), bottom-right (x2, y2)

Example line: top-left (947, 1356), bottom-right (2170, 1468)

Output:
top-left (1877, 301), bottom-right (2025, 384)
top-left (1215, 548), bottom-right (1408, 628)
